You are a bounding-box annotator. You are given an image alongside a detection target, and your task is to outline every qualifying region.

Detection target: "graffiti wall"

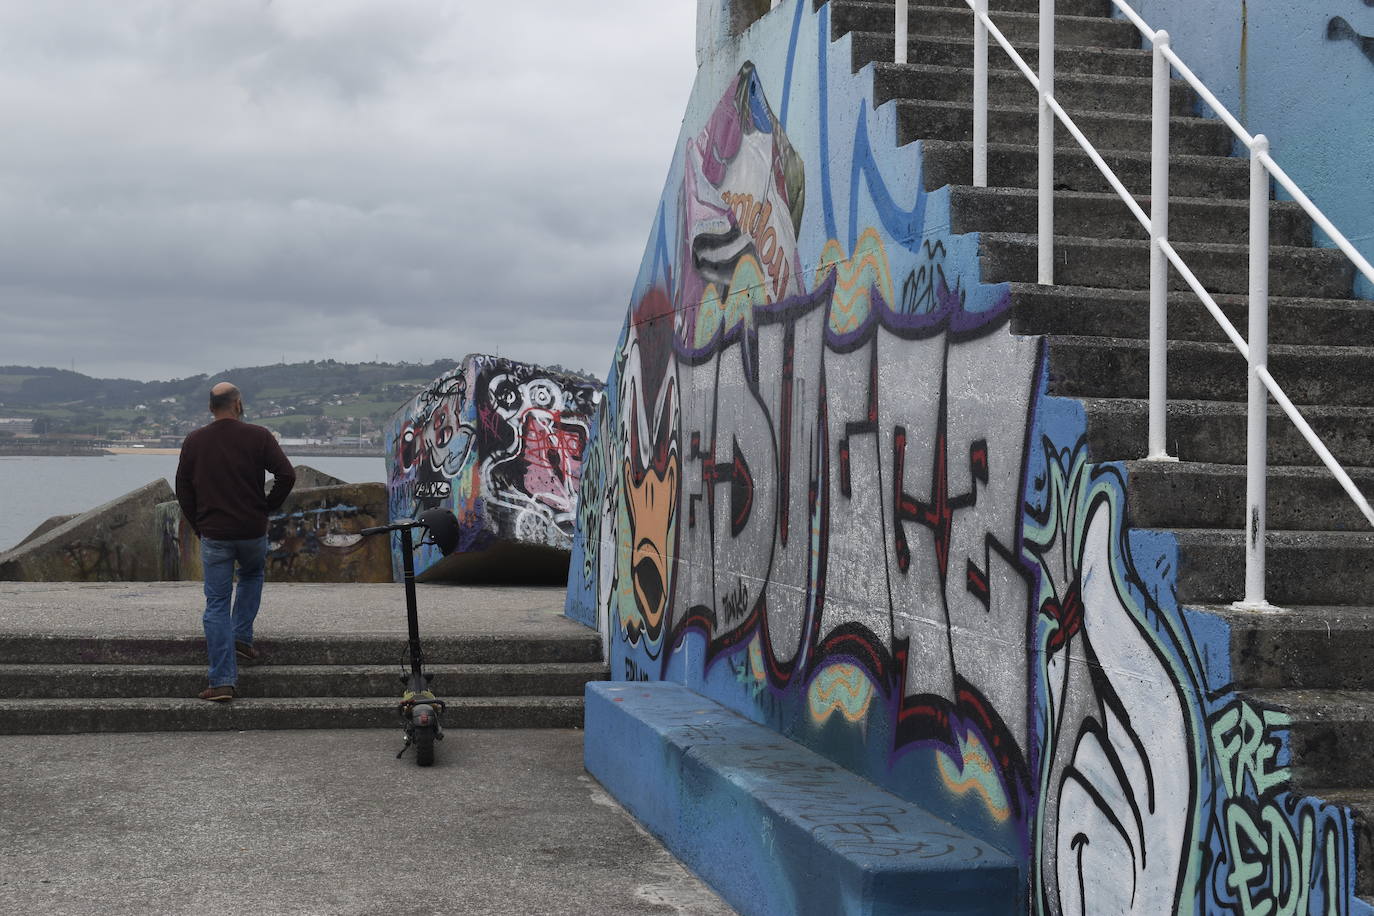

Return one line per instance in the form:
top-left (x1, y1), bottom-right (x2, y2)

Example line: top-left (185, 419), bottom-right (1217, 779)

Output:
top-left (384, 355), bottom-right (601, 580)
top-left (568, 1), bottom-right (1365, 911)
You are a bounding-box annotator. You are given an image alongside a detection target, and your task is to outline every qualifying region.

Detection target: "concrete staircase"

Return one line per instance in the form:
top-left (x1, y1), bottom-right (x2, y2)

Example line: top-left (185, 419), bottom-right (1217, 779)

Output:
top-left (0, 632), bottom-right (606, 734)
top-left (823, 0), bottom-right (1374, 897)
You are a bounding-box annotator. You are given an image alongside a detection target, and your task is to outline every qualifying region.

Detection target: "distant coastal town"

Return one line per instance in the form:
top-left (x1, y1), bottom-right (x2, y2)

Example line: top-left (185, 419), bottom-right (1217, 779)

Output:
top-left (0, 435), bottom-right (381, 459)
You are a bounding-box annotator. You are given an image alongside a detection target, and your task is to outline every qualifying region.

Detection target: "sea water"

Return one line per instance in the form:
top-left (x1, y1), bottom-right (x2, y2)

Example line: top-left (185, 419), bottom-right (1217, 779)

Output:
top-left (0, 454), bottom-right (386, 552)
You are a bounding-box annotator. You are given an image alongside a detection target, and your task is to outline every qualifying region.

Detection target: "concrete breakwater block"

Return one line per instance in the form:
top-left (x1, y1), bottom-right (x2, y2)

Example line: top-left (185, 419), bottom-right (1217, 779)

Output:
top-left (14, 513), bottom-right (80, 548)
top-left (384, 355), bottom-right (602, 583)
top-left (158, 482), bottom-right (392, 583)
top-left (584, 682), bottom-right (1019, 916)
top-left (278, 464), bottom-right (346, 491)
top-left (0, 479), bottom-right (174, 582)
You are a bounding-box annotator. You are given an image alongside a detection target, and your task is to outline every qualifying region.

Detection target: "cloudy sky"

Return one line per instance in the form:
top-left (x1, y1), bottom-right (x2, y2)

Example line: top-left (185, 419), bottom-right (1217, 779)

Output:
top-left (0, 0), bottom-right (699, 382)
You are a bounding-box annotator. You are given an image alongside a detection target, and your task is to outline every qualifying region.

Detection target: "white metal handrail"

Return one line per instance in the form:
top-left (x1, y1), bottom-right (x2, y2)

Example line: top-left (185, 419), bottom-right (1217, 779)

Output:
top-left (889, 0), bottom-right (1374, 609)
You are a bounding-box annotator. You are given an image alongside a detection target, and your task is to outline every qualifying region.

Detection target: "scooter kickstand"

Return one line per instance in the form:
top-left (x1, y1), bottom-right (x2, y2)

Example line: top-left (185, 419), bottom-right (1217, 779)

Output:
top-left (396, 739), bottom-right (412, 759)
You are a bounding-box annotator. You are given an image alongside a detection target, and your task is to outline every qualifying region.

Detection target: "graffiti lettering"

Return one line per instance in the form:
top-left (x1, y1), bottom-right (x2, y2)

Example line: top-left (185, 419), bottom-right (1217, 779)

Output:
top-left (1206, 697), bottom-right (1352, 915)
top-left (721, 578), bottom-right (750, 623)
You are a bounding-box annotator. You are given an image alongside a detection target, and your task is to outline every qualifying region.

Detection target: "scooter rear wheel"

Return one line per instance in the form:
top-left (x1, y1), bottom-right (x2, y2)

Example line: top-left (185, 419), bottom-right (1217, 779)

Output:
top-left (414, 725), bottom-right (436, 767)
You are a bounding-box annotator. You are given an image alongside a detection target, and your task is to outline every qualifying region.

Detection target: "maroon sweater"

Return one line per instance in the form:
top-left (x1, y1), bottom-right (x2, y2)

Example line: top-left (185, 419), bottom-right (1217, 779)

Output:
top-left (176, 419), bottom-right (296, 539)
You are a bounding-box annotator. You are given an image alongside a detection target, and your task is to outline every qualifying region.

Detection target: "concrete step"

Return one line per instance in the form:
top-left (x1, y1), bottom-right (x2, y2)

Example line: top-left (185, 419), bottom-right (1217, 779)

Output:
top-left (1125, 463), bottom-right (1374, 531)
top-left (1171, 529), bottom-right (1374, 607)
top-left (0, 633), bottom-right (604, 666)
top-left (849, 31), bottom-right (1155, 79)
top-left (872, 62), bottom-right (1193, 116)
top-left (1082, 398), bottom-right (1374, 467)
top-left (0, 695), bottom-right (586, 734)
top-left (899, 99), bottom-right (1232, 156)
top-left (923, 141), bottom-right (1249, 198)
top-left (983, 233), bottom-right (1353, 298)
top-left (1212, 605), bottom-right (1374, 691)
top-left (828, 1), bottom-right (1139, 48)
top-left (1010, 284), bottom-right (1374, 346)
top-left (1243, 689), bottom-right (1374, 793)
top-left (952, 187), bottom-right (1309, 246)
top-left (0, 662), bottom-right (609, 700)
top-left (1047, 337), bottom-right (1374, 405)
top-left (1301, 787), bottom-right (1374, 896)
top-left (827, 0), bottom-right (1110, 17)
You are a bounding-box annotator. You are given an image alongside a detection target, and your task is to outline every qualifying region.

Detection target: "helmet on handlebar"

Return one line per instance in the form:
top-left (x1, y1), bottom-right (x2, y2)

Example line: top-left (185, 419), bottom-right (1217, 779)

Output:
top-left (417, 508), bottom-right (461, 556)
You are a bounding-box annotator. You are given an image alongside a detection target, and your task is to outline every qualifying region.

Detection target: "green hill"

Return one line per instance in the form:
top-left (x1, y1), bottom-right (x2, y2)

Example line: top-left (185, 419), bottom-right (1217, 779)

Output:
top-left (0, 359), bottom-right (464, 440)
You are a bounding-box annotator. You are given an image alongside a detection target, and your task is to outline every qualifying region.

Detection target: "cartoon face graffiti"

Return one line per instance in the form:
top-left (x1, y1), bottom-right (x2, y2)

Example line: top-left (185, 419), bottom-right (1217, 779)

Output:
top-left (615, 288), bottom-right (681, 654)
top-left (385, 357), bottom-right (603, 579)
top-left (624, 454), bottom-right (678, 645)
top-left (477, 365), bottom-right (592, 540)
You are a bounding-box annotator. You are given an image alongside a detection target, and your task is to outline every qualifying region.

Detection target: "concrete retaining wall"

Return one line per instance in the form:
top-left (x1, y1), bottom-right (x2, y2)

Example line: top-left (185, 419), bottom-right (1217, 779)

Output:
top-left (383, 354), bottom-right (602, 582)
top-left (566, 1), bottom-right (1365, 912)
top-left (0, 479), bottom-right (174, 582)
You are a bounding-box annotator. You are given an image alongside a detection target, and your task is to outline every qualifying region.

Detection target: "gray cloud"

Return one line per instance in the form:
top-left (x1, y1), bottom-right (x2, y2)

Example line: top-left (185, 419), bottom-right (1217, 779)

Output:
top-left (0, 0), bottom-right (697, 382)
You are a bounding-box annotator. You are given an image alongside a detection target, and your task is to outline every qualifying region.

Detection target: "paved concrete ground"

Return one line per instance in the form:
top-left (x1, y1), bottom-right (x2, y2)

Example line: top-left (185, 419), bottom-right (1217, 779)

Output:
top-left (0, 581), bottom-right (580, 638)
top-left (0, 728), bottom-right (734, 916)
top-left (0, 584), bottom-right (730, 914)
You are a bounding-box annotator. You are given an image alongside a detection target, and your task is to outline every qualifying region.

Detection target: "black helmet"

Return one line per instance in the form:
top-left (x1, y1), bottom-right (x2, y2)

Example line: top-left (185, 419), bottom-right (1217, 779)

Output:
top-left (417, 508), bottom-right (461, 556)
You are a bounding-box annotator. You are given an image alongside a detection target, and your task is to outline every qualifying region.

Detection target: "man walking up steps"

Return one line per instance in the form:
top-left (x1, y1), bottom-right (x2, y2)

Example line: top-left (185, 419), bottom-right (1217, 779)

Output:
top-left (176, 382), bottom-right (295, 702)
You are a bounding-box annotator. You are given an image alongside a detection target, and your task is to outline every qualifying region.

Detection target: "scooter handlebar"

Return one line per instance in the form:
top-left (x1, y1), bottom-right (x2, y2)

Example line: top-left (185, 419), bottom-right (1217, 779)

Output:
top-left (357, 510), bottom-right (458, 556)
top-left (359, 519), bottom-right (418, 537)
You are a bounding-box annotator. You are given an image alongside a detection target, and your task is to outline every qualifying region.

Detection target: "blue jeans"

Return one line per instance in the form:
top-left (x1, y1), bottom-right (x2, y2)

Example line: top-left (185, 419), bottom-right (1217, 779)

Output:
top-left (201, 536), bottom-right (267, 687)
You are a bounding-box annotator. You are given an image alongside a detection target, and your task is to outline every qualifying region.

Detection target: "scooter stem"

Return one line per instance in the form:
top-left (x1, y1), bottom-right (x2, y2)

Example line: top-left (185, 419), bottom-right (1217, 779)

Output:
top-left (399, 525), bottom-right (424, 679)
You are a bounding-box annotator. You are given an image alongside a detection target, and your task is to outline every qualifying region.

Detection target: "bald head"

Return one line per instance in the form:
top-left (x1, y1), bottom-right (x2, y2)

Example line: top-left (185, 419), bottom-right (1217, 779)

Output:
top-left (209, 383), bottom-right (243, 419)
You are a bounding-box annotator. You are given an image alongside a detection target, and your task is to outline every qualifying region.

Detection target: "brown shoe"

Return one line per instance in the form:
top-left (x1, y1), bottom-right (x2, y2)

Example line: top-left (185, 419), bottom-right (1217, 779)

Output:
top-left (198, 685), bottom-right (235, 702)
top-left (235, 641), bottom-right (260, 664)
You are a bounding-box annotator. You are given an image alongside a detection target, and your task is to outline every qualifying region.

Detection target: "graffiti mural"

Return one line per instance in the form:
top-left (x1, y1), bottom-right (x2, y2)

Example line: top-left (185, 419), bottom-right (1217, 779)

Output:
top-left (384, 355), bottom-right (601, 579)
top-left (1023, 427), bottom-right (1205, 913)
top-left (158, 483), bottom-right (393, 583)
top-left (568, 0), bottom-right (1364, 911)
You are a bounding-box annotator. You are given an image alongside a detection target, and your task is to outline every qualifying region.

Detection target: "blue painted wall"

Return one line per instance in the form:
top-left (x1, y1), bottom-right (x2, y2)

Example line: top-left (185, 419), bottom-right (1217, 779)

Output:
top-left (569, 1), bottom-right (1368, 911)
top-left (1125, 0), bottom-right (1374, 291)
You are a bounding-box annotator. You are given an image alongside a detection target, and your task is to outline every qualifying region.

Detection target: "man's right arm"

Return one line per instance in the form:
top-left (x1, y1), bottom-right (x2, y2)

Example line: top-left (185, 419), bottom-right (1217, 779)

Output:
top-left (263, 433), bottom-right (296, 511)
top-left (174, 439), bottom-right (199, 536)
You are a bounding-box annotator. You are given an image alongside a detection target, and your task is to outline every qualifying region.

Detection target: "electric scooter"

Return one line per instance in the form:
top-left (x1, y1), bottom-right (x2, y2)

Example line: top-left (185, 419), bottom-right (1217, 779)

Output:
top-left (359, 508), bottom-right (460, 766)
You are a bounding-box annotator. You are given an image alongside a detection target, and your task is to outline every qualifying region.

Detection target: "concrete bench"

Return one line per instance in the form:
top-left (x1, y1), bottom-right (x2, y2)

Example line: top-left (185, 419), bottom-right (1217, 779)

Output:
top-left (584, 682), bottom-right (1019, 916)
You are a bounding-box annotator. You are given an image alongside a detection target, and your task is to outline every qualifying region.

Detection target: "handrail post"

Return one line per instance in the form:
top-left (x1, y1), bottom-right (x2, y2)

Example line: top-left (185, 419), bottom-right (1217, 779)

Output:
top-left (895, 0), bottom-right (908, 64)
top-left (1037, 0), bottom-right (1054, 284)
top-left (1147, 30), bottom-right (1175, 461)
top-left (1236, 134), bottom-right (1275, 611)
top-left (974, 0), bottom-right (988, 186)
